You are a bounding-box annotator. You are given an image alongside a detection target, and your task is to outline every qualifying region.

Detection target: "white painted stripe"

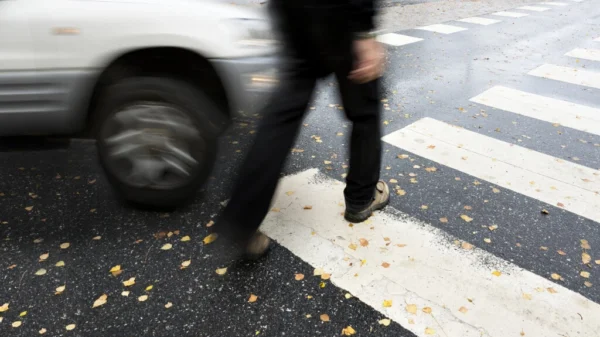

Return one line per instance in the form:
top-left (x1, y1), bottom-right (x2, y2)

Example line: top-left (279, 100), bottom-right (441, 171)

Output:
top-left (382, 118), bottom-right (600, 222)
top-left (416, 24), bottom-right (467, 34)
top-left (517, 5), bottom-right (551, 11)
top-left (456, 17), bottom-right (501, 25)
top-left (377, 33), bottom-right (423, 47)
top-left (492, 11), bottom-right (529, 18)
top-left (540, 1), bottom-right (569, 5)
top-left (470, 86), bottom-right (600, 136)
top-left (596, 37), bottom-right (600, 42)
top-left (529, 64), bottom-right (600, 90)
top-left (263, 169), bottom-right (600, 337)
top-left (566, 48), bottom-right (600, 61)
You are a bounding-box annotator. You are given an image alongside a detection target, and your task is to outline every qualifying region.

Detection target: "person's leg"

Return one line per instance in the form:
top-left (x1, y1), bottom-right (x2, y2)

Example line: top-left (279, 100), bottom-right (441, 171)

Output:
top-left (216, 72), bottom-right (317, 248)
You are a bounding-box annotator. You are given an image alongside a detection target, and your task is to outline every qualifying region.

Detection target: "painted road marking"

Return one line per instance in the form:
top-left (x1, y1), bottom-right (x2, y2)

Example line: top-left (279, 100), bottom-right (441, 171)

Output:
top-left (416, 24), bottom-right (467, 34)
top-left (492, 11), bottom-right (529, 18)
top-left (262, 169), bottom-right (600, 337)
top-left (540, 1), bottom-right (569, 5)
top-left (596, 37), bottom-right (600, 42)
top-left (456, 17), bottom-right (501, 25)
top-left (470, 86), bottom-right (600, 136)
top-left (377, 33), bottom-right (423, 47)
top-left (529, 64), bottom-right (600, 90)
top-left (566, 48), bottom-right (600, 62)
top-left (382, 118), bottom-right (600, 222)
top-left (517, 5), bottom-right (551, 11)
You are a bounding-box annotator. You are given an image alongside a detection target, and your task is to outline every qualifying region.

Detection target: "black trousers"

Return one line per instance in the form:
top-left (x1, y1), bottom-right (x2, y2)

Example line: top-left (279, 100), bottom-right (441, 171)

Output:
top-left (217, 3), bottom-right (382, 244)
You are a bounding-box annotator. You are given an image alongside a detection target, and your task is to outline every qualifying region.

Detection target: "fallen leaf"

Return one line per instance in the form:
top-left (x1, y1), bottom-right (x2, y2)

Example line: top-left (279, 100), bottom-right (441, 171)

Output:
top-left (295, 273), bottom-right (304, 281)
top-left (492, 188), bottom-right (500, 193)
top-left (396, 244), bottom-right (407, 248)
top-left (421, 205), bottom-right (429, 210)
top-left (55, 285), bottom-right (66, 295)
top-left (33, 238), bottom-right (44, 244)
top-left (378, 318), bottom-right (391, 326)
top-left (165, 302), bottom-right (173, 309)
top-left (319, 281), bottom-right (326, 288)
top-left (427, 145), bottom-right (436, 149)
top-left (488, 225), bottom-right (498, 231)
top-left (492, 270), bottom-right (502, 277)
top-left (320, 314), bottom-right (330, 322)
top-left (540, 246), bottom-right (548, 251)
top-left (583, 253), bottom-right (592, 264)
top-left (0, 303), bottom-right (8, 312)
top-left (291, 148), bottom-right (304, 153)
top-left (39, 328), bottom-right (47, 334)
top-left (359, 238), bottom-right (369, 247)
top-left (522, 293), bottom-right (532, 300)
top-left (60, 242), bottom-right (70, 249)
top-left (551, 273), bottom-right (563, 281)
top-left (206, 220), bottom-right (214, 228)
top-left (408, 319), bottom-right (415, 324)
top-left (461, 242), bottom-right (474, 250)
top-left (203, 233), bottom-right (218, 245)
top-left (473, 180), bottom-right (481, 185)
top-left (484, 238), bottom-right (491, 243)
top-left (35, 268), bottom-right (47, 276)
top-left (110, 265), bottom-right (121, 274)
top-left (320, 273), bottom-right (331, 280)
top-left (463, 205), bottom-right (472, 210)
top-left (216, 267), bottom-right (227, 275)
top-left (248, 294), bottom-right (258, 303)
top-left (382, 262), bottom-right (390, 268)
top-left (161, 243), bottom-right (172, 250)
top-left (271, 208), bottom-right (280, 212)
top-left (558, 250), bottom-right (567, 256)
top-left (596, 260), bottom-right (600, 265)
top-left (389, 179), bottom-right (398, 184)
top-left (39, 253), bottom-right (49, 261)
top-left (323, 160), bottom-right (332, 165)
top-left (55, 261), bottom-right (65, 267)
top-left (396, 189), bottom-right (406, 196)
top-left (181, 236), bottom-right (191, 242)
top-left (410, 178), bottom-right (418, 184)
top-left (440, 217), bottom-right (448, 223)
top-left (93, 294), bottom-right (108, 308)
top-left (580, 271), bottom-right (591, 278)
top-left (422, 307), bottom-right (432, 314)
top-left (425, 327), bottom-right (436, 335)
top-left (581, 239), bottom-right (591, 250)
top-left (458, 306), bottom-right (468, 314)
top-left (66, 324), bottom-right (76, 331)
top-left (360, 259), bottom-right (367, 266)
top-left (345, 293), bottom-right (353, 299)
top-left (341, 326), bottom-right (356, 336)
top-left (145, 285), bottom-right (153, 292)
top-left (314, 268), bottom-right (324, 276)
top-left (25, 206), bottom-right (34, 211)
top-left (383, 299), bottom-right (393, 308)
top-left (138, 295), bottom-right (148, 302)
top-left (181, 260), bottom-right (191, 269)
top-left (19, 311), bottom-right (27, 317)
top-left (557, 202), bottom-right (565, 208)
top-left (303, 205), bottom-right (313, 210)
top-left (12, 321), bottom-right (22, 328)
top-left (121, 291), bottom-right (130, 297)
top-left (405, 304), bottom-right (416, 314)
top-left (547, 287), bottom-right (558, 294)
top-left (460, 214), bottom-right (473, 222)
top-left (541, 209), bottom-right (549, 215)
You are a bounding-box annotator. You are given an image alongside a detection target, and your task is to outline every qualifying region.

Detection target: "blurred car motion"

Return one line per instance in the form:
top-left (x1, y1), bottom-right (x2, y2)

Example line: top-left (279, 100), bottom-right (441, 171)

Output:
top-left (0, 0), bottom-right (279, 207)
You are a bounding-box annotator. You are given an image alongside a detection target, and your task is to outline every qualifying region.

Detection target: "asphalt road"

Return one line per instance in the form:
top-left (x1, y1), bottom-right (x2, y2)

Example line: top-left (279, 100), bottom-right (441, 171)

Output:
top-left (2, 1), bottom-right (600, 336)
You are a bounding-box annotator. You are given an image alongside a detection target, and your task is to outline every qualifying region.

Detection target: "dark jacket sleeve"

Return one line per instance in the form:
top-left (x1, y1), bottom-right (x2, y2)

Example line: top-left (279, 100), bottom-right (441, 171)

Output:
top-left (349, 0), bottom-right (376, 33)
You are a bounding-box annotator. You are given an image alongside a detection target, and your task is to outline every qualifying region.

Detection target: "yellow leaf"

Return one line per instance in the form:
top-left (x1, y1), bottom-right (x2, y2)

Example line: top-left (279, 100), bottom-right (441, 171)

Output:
top-left (121, 291), bottom-right (130, 297)
top-left (313, 268), bottom-right (324, 276)
top-left (360, 259), bottom-right (367, 266)
top-left (321, 273), bottom-right (331, 280)
top-left (12, 321), bottom-right (22, 328)
top-left (55, 285), bottom-right (66, 295)
top-left (203, 233), bottom-right (218, 245)
top-left (206, 220), bottom-right (214, 227)
top-left (547, 287), bottom-right (558, 294)
top-left (271, 208), bottom-right (280, 212)
top-left (484, 238), bottom-right (491, 243)
top-left (25, 206), bottom-right (34, 211)
top-left (551, 273), bottom-right (562, 280)
top-left (396, 189), bottom-right (406, 196)
top-left (421, 205), bottom-right (428, 210)
top-left (389, 179), bottom-right (398, 184)
top-left (93, 294), bottom-right (107, 308)
top-left (581, 239), bottom-right (591, 250)
top-left (582, 253), bottom-right (592, 264)
top-left (215, 267), bottom-right (228, 275)
top-left (55, 260), bottom-right (65, 267)
top-left (461, 242), bottom-right (474, 250)
top-left (359, 238), bottom-right (369, 247)
top-left (0, 303), bottom-right (9, 312)
top-left (341, 326), bottom-right (357, 336)
top-left (492, 270), bottom-right (502, 277)
top-left (161, 243), bottom-right (172, 250)
top-left (596, 260), bottom-right (600, 265)
top-left (92, 236), bottom-right (101, 240)
top-left (320, 314), bottom-right (330, 322)
top-left (488, 225), bottom-right (498, 231)
top-left (19, 311), bottom-right (27, 317)
top-left (181, 260), bottom-right (191, 269)
top-left (123, 277), bottom-right (136, 287)
top-left (35, 268), bottom-right (47, 276)
top-left (580, 271), bottom-right (590, 278)
top-left (383, 299), bottom-right (393, 308)
top-left (422, 307), bottom-right (432, 314)
top-left (425, 167), bottom-right (437, 172)
top-left (285, 191), bottom-right (295, 196)
top-left (440, 217), bottom-right (448, 223)
top-left (425, 327), bottom-right (436, 335)
top-left (378, 318), bottom-right (391, 326)
top-left (345, 293), bottom-right (353, 299)
top-left (323, 160), bottom-right (332, 165)
top-left (60, 242), bottom-right (70, 249)
top-left (39, 253), bottom-right (49, 261)
top-left (458, 306), bottom-right (468, 314)
top-left (39, 328), bottom-right (47, 334)
top-left (181, 236), bottom-right (191, 242)
top-left (66, 324), bottom-right (76, 331)
top-left (540, 246), bottom-right (548, 251)
top-left (557, 250), bottom-right (566, 256)
top-left (584, 281), bottom-right (593, 287)
top-left (406, 304), bottom-right (419, 314)
top-left (145, 285), bottom-right (153, 291)
top-left (319, 281), bottom-right (326, 288)
top-left (381, 262), bottom-right (390, 268)
top-left (348, 243), bottom-right (357, 251)
top-left (460, 214), bottom-right (473, 222)
top-left (138, 295), bottom-right (148, 302)
top-left (295, 273), bottom-right (304, 281)
top-left (522, 293), bottom-right (532, 300)
top-left (165, 302), bottom-right (173, 309)
top-left (492, 188), bottom-right (500, 193)
top-left (396, 244), bottom-right (407, 248)
top-left (248, 294), bottom-right (258, 303)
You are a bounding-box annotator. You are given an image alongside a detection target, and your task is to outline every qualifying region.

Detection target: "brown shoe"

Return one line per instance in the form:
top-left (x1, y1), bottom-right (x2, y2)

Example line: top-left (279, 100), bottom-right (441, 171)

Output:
top-left (344, 181), bottom-right (390, 223)
top-left (244, 231), bottom-right (271, 260)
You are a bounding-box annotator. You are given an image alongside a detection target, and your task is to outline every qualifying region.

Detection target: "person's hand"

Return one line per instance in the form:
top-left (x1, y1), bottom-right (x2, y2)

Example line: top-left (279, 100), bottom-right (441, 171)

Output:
top-left (348, 38), bottom-right (385, 84)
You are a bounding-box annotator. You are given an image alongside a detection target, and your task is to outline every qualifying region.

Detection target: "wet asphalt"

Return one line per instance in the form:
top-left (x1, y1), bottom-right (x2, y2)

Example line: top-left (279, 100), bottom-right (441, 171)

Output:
top-left (2, 1), bottom-right (600, 336)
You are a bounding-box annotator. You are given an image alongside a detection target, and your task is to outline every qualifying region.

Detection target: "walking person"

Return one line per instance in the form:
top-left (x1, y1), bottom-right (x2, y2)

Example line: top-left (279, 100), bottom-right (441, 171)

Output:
top-left (216, 0), bottom-right (389, 258)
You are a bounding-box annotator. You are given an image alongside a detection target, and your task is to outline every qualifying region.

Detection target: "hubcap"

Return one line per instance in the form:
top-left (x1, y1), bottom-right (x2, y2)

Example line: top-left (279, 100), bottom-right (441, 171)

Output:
top-left (101, 102), bottom-right (203, 189)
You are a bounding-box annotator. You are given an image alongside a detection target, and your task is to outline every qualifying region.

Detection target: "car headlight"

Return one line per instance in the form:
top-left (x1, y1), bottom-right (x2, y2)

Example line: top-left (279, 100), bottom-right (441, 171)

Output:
top-left (222, 18), bottom-right (278, 48)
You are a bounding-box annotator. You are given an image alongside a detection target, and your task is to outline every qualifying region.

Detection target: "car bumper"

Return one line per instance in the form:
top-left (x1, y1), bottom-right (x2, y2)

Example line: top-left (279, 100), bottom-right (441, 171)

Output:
top-left (211, 56), bottom-right (279, 115)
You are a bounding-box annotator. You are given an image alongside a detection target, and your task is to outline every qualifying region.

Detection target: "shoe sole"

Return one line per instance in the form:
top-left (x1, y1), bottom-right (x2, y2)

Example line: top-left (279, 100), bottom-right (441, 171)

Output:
top-left (344, 197), bottom-right (390, 223)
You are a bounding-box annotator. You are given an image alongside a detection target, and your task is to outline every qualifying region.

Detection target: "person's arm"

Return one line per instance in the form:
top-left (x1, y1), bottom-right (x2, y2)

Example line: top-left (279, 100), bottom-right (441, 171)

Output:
top-left (347, 0), bottom-right (385, 84)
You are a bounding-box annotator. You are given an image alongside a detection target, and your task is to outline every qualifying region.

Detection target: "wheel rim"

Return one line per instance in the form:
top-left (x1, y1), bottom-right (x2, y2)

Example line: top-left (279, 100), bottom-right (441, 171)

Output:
top-left (100, 102), bottom-right (204, 190)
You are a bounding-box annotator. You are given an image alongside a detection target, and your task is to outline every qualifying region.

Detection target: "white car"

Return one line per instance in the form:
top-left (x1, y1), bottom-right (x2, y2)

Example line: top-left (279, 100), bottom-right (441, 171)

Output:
top-left (0, 0), bottom-right (278, 207)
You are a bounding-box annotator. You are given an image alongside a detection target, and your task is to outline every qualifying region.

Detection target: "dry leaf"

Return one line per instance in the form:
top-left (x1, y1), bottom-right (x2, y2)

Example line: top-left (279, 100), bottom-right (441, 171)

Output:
top-left (557, 250), bottom-right (567, 256)
top-left (321, 273), bottom-right (331, 280)
top-left (389, 179), bottom-right (398, 184)
top-left (425, 167), bottom-right (437, 172)
top-left (461, 242), bottom-right (474, 250)
top-left (396, 244), bottom-right (407, 248)
top-left (323, 160), bottom-right (332, 165)
top-left (557, 202), bottom-right (565, 208)
top-left (121, 291), bottom-right (130, 297)
top-left (161, 243), bottom-right (173, 250)
top-left (181, 260), bottom-right (191, 269)
top-left (320, 314), bottom-right (330, 322)
top-left (522, 293), bottom-right (532, 300)
top-left (181, 236), bottom-right (191, 242)
top-left (425, 327), bottom-right (436, 335)
top-left (55, 261), bottom-right (65, 267)
top-left (359, 238), bottom-right (369, 247)
top-left (55, 285), bottom-right (66, 295)
top-left (427, 145), bottom-right (436, 149)
top-left (492, 188), bottom-right (500, 193)
top-left (396, 189), bottom-right (406, 196)
top-left (547, 287), bottom-right (558, 294)
top-left (206, 220), bottom-right (214, 228)
top-left (313, 268), bottom-right (324, 276)
top-left (582, 253), bottom-right (592, 264)
top-left (319, 281), bottom-right (326, 288)
top-left (382, 262), bottom-right (390, 268)
top-left (345, 293), bottom-right (353, 299)
top-left (19, 311), bottom-right (27, 317)
top-left (492, 270), bottom-right (502, 277)
top-left (484, 238), bottom-right (491, 243)
top-left (39, 253), bottom-right (49, 261)
top-left (458, 306), bottom-right (468, 314)
top-left (39, 328), bottom-right (47, 334)
top-left (110, 265), bottom-right (121, 274)
top-left (216, 267), bottom-right (227, 275)
top-left (405, 304), bottom-right (416, 314)
top-left (541, 209), bottom-right (549, 215)
top-left (145, 285), bottom-right (153, 291)
top-left (138, 295), bottom-right (148, 302)
top-left (0, 303), bottom-right (9, 312)
top-left (248, 294), bottom-right (258, 303)
top-left (25, 206), bottom-right (34, 211)
top-left (596, 260), bottom-right (600, 265)
top-left (35, 268), bottom-right (47, 276)
top-left (463, 205), bottom-right (472, 210)
top-left (422, 307), bottom-right (432, 314)
top-left (303, 205), bottom-right (313, 210)
top-left (421, 205), bottom-right (429, 210)
top-left (378, 318), bottom-right (391, 326)
top-left (66, 324), bottom-right (76, 331)
top-left (540, 246), bottom-right (548, 251)
top-left (383, 299), bottom-right (393, 308)
top-left (581, 239), bottom-right (591, 250)
top-left (360, 259), bottom-right (367, 266)
top-left (295, 273), bottom-right (304, 281)
top-left (12, 321), bottom-right (22, 328)
top-left (580, 271), bottom-right (591, 278)
top-left (551, 273), bottom-right (563, 281)
top-left (440, 217), bottom-right (448, 223)
top-left (285, 191), bottom-right (295, 196)
top-left (348, 243), bottom-right (357, 251)
top-left (489, 225), bottom-right (498, 231)
top-left (584, 281), bottom-right (593, 287)
top-left (460, 214), bottom-right (473, 222)
top-left (271, 208), bottom-right (280, 212)
top-left (60, 242), bottom-right (70, 249)
top-left (92, 294), bottom-right (108, 308)
top-left (33, 238), bottom-right (44, 244)
top-left (203, 233), bottom-right (218, 245)
top-left (165, 302), bottom-right (173, 309)
top-left (341, 326), bottom-right (356, 336)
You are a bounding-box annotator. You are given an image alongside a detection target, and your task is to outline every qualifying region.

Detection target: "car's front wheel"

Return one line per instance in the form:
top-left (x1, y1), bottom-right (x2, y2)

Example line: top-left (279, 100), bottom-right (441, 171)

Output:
top-left (95, 77), bottom-right (221, 207)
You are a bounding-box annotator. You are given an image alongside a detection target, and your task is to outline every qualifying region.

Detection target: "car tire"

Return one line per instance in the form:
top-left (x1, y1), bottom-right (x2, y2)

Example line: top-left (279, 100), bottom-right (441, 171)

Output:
top-left (94, 76), bottom-right (222, 208)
